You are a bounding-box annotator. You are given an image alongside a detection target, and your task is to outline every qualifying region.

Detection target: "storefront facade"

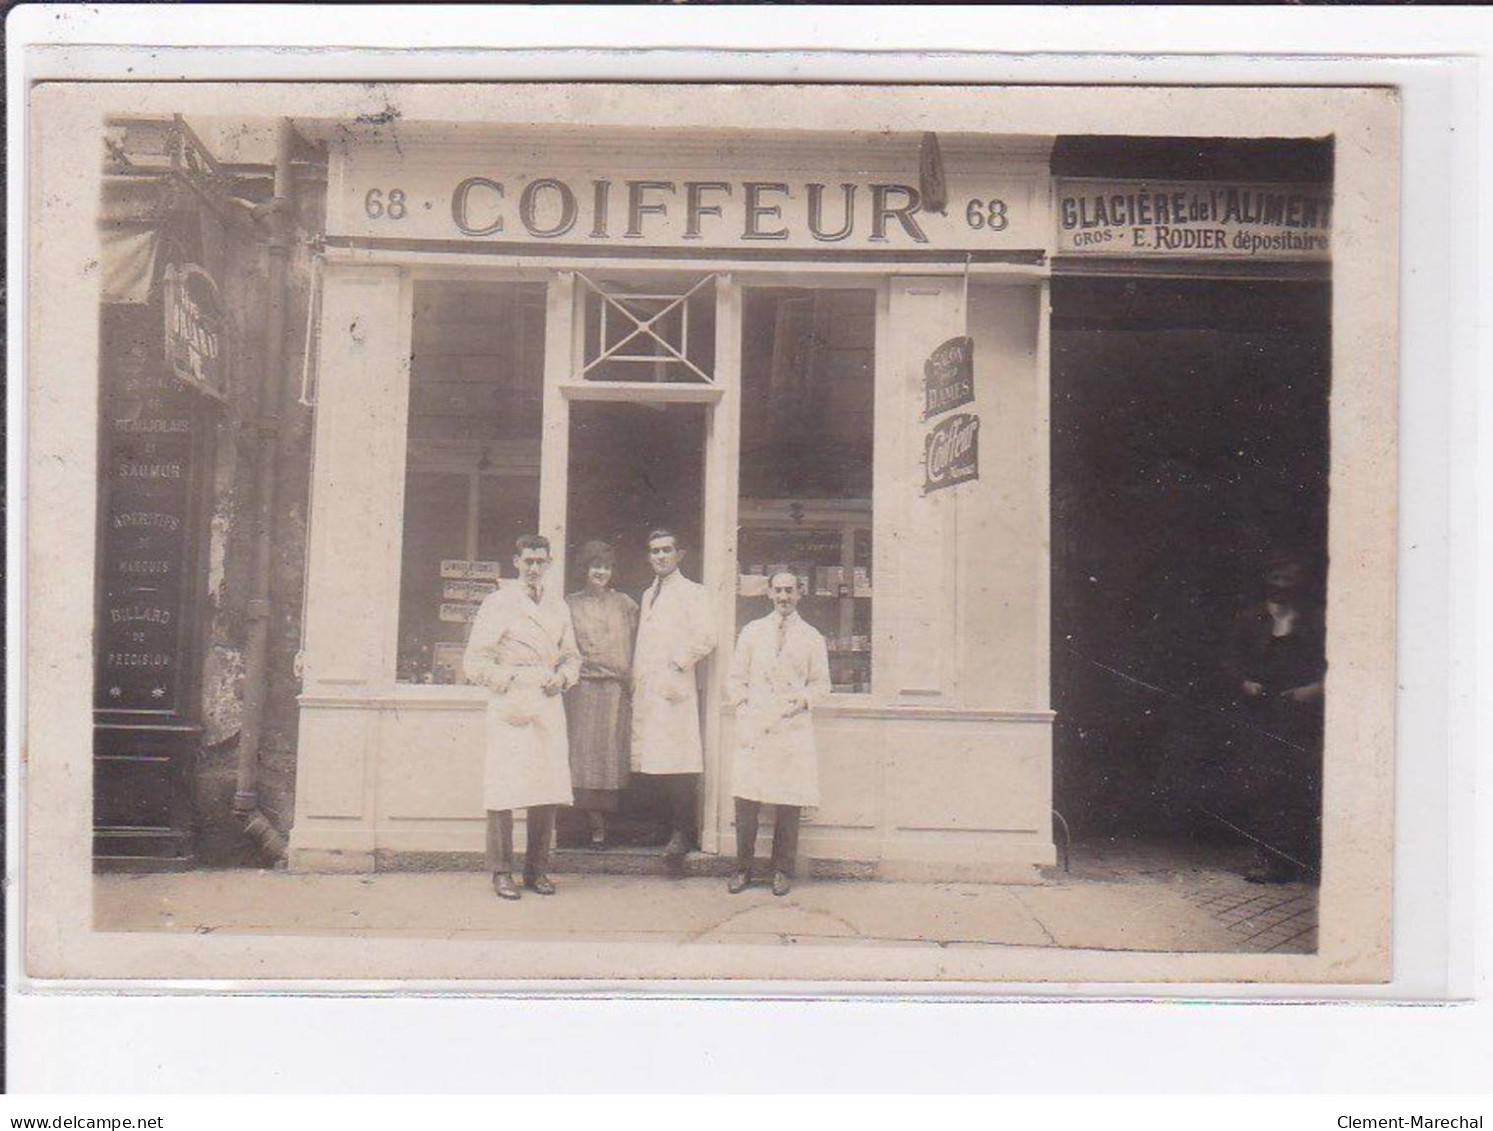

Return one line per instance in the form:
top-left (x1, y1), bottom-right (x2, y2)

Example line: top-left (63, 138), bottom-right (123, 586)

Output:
top-left (288, 125), bottom-right (1057, 879)
top-left (283, 119), bottom-right (1335, 879)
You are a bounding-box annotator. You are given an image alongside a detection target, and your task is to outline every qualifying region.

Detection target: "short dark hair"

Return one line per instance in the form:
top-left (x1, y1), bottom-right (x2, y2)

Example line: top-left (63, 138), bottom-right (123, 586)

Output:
top-left (646, 527), bottom-right (680, 549)
top-left (514, 534), bottom-right (551, 557)
top-left (578, 539), bottom-right (615, 568)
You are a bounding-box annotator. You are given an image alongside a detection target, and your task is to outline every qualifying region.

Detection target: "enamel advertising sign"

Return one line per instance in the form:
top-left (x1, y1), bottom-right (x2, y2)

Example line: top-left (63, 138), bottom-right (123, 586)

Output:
top-left (923, 336), bottom-right (975, 419)
top-left (923, 412), bottom-right (980, 494)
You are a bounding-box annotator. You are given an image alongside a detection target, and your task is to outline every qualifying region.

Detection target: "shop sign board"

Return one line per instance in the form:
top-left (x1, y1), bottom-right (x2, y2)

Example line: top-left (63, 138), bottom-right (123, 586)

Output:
top-left (924, 412), bottom-right (980, 494)
top-left (97, 306), bottom-right (199, 712)
top-left (923, 336), bottom-right (975, 419)
top-left (439, 602), bottom-right (481, 624)
top-left (442, 579), bottom-right (498, 602)
top-left (162, 263), bottom-right (227, 399)
top-left (332, 149), bottom-right (1048, 253)
top-left (1055, 179), bottom-right (1332, 259)
top-left (440, 559), bottom-right (504, 581)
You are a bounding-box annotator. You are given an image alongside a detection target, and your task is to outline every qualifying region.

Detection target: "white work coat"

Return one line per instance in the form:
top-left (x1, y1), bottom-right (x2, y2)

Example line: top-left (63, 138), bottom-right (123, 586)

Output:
top-left (727, 611), bottom-right (832, 807)
top-left (630, 570), bottom-right (717, 774)
top-left (463, 583), bottom-right (581, 811)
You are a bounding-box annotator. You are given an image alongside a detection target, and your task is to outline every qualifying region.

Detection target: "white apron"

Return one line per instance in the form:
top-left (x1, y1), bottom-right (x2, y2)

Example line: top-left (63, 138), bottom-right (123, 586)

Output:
top-left (727, 611), bottom-right (832, 807)
top-left (462, 584), bottom-right (581, 811)
top-left (630, 570), bottom-right (717, 775)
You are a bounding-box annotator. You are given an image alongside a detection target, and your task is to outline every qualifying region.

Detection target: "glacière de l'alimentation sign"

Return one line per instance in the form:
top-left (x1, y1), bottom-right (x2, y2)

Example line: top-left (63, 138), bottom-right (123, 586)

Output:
top-left (1055, 179), bottom-right (1332, 259)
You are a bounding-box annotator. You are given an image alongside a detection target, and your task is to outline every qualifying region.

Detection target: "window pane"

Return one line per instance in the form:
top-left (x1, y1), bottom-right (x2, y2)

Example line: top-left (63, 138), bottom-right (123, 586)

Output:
top-left (578, 273), bottom-right (716, 383)
top-left (737, 288), bottom-right (875, 694)
top-left (396, 281), bottom-right (544, 684)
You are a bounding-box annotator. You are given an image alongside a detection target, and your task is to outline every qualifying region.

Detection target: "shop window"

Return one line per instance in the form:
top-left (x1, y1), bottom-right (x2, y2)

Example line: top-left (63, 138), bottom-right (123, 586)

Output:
top-left (396, 281), bottom-right (545, 684)
top-left (737, 288), bottom-right (875, 694)
top-left (576, 272), bottom-right (717, 384)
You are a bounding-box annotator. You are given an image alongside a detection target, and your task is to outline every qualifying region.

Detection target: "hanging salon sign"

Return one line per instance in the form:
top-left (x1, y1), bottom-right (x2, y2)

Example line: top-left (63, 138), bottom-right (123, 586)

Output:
top-left (923, 336), bottom-right (975, 419)
top-left (924, 412), bottom-right (980, 494)
top-left (1055, 179), bottom-right (1332, 259)
top-left (922, 335), bottom-right (979, 493)
top-left (162, 262), bottom-right (227, 399)
top-left (330, 142), bottom-right (1048, 253)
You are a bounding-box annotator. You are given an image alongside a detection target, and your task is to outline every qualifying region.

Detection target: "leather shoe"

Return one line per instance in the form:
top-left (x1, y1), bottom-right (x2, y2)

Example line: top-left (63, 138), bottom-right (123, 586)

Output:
top-left (493, 872), bottom-right (521, 901)
top-left (727, 870), bottom-right (751, 895)
top-left (771, 871), bottom-right (791, 897)
top-left (524, 873), bottom-right (557, 896)
top-left (1244, 859), bottom-right (1301, 885)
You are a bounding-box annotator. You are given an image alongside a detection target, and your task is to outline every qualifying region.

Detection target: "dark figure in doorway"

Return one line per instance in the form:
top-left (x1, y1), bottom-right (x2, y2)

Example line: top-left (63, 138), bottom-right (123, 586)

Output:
top-left (630, 528), bottom-right (717, 870)
top-left (726, 570), bottom-right (832, 897)
top-left (1224, 555), bottom-right (1326, 884)
top-left (564, 540), bottom-right (640, 848)
top-left (463, 535), bottom-right (581, 900)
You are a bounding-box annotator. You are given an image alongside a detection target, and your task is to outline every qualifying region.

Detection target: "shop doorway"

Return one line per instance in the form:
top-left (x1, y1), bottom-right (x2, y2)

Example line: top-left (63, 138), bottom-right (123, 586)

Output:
top-left (1049, 277), bottom-right (1331, 845)
top-left (561, 400), bottom-right (708, 847)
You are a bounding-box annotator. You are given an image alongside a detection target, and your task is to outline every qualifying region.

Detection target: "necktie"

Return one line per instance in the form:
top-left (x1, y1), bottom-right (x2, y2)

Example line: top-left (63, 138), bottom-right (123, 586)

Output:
top-left (648, 580), bottom-right (661, 613)
top-left (776, 615), bottom-right (788, 656)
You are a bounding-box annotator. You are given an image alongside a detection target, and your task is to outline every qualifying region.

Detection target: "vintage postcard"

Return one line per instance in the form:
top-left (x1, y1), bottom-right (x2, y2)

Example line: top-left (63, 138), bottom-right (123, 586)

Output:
top-left (21, 80), bottom-right (1398, 986)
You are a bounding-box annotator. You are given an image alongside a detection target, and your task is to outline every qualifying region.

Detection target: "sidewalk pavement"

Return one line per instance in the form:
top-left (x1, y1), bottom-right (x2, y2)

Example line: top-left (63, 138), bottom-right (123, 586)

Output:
top-left (94, 839), bottom-right (1318, 955)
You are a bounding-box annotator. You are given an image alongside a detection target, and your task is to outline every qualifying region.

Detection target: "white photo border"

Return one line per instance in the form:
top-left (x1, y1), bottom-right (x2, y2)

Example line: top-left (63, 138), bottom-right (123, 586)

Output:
top-left (5, 4), bottom-right (1485, 1092)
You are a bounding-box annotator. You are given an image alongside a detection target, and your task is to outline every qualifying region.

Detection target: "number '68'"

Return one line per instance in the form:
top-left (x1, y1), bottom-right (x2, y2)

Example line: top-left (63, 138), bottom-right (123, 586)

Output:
top-left (365, 188), bottom-right (408, 220)
top-left (965, 198), bottom-right (1009, 231)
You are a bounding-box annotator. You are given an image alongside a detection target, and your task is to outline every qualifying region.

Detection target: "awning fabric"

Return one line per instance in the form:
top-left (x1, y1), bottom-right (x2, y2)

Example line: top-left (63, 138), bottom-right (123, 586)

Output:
top-left (100, 225), bottom-right (161, 305)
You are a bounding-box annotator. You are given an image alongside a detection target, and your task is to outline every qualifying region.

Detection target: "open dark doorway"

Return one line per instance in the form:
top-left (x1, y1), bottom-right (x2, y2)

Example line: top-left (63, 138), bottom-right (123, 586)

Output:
top-left (561, 400), bottom-right (707, 847)
top-left (1050, 277), bottom-right (1331, 848)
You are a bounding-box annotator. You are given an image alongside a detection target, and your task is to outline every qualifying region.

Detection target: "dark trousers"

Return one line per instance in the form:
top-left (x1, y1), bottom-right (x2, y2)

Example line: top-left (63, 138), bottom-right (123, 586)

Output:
top-left (1238, 703), bottom-right (1323, 876)
top-left (486, 806), bottom-right (556, 878)
top-left (734, 797), bottom-right (801, 876)
top-left (1253, 756), bottom-right (1322, 876)
top-left (655, 773), bottom-right (699, 844)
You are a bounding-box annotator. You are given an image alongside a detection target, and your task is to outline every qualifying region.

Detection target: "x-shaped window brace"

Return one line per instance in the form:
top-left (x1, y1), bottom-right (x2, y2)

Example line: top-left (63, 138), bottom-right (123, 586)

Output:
top-left (575, 271), bottom-right (716, 384)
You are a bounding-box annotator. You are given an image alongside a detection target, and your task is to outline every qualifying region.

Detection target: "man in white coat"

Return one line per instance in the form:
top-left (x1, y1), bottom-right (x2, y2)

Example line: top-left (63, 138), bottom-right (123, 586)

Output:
top-left (726, 569), bottom-right (832, 896)
top-left (463, 534), bottom-right (581, 900)
top-left (630, 528), bottom-right (717, 863)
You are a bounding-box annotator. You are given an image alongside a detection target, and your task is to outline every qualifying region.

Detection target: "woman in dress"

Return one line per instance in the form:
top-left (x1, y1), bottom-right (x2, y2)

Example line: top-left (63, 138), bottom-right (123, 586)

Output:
top-left (564, 540), bottom-right (640, 847)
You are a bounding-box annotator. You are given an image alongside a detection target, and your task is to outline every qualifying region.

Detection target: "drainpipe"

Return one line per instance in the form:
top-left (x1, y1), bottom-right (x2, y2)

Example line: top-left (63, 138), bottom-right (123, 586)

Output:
top-left (232, 117), bottom-right (297, 860)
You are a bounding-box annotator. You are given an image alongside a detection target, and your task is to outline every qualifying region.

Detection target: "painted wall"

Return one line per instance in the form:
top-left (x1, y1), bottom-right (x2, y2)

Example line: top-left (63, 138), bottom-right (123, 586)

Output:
top-left (960, 283), bottom-right (1047, 711)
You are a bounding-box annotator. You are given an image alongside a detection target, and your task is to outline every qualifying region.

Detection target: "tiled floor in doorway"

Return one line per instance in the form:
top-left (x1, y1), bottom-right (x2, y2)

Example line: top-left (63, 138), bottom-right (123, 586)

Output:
top-left (1064, 838), bottom-right (1319, 954)
top-left (1181, 875), bottom-right (1319, 953)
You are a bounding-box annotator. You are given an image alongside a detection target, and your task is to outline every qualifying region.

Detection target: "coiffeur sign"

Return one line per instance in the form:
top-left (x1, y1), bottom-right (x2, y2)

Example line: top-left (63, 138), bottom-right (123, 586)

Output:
top-left (922, 336), bottom-right (980, 494)
top-left (924, 413), bottom-right (980, 494)
top-left (331, 153), bottom-right (1048, 253)
top-left (1055, 179), bottom-right (1332, 259)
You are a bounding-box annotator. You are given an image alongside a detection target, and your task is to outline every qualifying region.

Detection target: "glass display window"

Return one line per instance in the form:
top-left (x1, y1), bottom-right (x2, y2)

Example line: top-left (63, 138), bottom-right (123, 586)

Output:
top-left (396, 280), bottom-right (545, 684)
top-left (737, 287), bottom-right (875, 693)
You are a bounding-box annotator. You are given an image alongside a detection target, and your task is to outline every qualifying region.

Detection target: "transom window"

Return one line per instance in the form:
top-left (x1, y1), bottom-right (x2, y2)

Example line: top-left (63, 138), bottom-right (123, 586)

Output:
top-left (577, 272), bottom-right (718, 384)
